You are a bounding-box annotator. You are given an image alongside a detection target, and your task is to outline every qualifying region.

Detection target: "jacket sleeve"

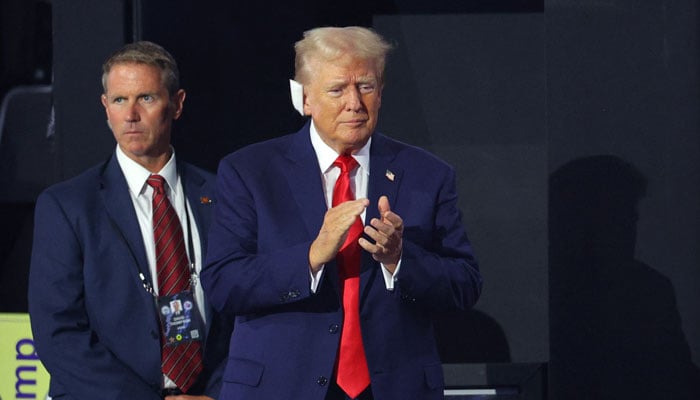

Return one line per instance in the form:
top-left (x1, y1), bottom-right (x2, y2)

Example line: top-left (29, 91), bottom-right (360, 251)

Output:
top-left (201, 156), bottom-right (316, 316)
top-left (393, 163), bottom-right (482, 312)
top-left (28, 190), bottom-right (161, 400)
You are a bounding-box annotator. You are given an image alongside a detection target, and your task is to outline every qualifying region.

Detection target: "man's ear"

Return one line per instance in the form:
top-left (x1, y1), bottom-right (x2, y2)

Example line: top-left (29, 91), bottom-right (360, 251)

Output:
top-left (172, 89), bottom-right (186, 120)
top-left (100, 94), bottom-right (110, 118)
top-left (302, 90), bottom-right (312, 116)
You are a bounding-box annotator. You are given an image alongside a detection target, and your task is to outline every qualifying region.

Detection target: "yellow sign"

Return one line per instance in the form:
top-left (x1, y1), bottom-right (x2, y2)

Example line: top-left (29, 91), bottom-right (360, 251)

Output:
top-left (0, 313), bottom-right (50, 400)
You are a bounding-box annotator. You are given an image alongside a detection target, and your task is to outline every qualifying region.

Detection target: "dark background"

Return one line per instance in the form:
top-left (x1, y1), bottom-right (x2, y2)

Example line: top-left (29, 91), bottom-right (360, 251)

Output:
top-left (2, 0), bottom-right (699, 398)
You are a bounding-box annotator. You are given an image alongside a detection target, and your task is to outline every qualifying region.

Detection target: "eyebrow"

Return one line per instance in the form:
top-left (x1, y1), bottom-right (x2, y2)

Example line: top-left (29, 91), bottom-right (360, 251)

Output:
top-left (106, 92), bottom-right (158, 100)
top-left (355, 75), bottom-right (377, 83)
top-left (325, 76), bottom-right (378, 88)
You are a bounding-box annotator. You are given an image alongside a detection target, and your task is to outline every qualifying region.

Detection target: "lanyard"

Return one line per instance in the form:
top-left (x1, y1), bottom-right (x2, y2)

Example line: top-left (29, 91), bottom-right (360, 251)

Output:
top-left (139, 187), bottom-right (198, 297)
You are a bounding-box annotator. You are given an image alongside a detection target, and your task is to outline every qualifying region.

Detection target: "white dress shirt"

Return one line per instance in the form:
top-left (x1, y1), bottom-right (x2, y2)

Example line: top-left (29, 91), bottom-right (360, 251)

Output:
top-left (308, 122), bottom-right (400, 292)
top-left (115, 145), bottom-right (206, 388)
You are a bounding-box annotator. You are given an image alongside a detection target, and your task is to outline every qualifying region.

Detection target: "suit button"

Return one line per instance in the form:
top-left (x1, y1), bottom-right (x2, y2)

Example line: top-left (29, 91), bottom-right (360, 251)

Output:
top-left (401, 293), bottom-right (417, 302)
top-left (329, 324), bottom-right (339, 334)
top-left (317, 376), bottom-right (328, 386)
top-left (280, 290), bottom-right (301, 302)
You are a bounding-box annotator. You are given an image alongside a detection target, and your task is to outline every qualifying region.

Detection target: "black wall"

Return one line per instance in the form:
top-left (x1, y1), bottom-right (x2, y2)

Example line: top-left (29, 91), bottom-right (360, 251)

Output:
top-left (375, 12), bottom-right (547, 364)
top-left (2, 0), bottom-right (699, 397)
top-left (548, 1), bottom-right (700, 397)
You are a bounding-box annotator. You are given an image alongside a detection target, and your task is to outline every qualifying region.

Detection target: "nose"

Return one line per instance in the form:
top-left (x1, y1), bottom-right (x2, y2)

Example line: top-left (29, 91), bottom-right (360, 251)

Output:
top-left (344, 87), bottom-right (363, 112)
top-left (125, 103), bottom-right (140, 122)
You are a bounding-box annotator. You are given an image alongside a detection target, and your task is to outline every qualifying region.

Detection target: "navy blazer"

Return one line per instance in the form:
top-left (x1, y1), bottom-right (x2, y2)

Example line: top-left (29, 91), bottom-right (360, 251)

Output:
top-left (28, 154), bottom-right (232, 400)
top-left (202, 123), bottom-right (482, 400)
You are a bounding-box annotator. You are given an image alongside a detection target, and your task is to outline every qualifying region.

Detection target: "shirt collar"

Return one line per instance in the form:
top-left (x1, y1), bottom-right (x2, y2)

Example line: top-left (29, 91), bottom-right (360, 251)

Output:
top-left (309, 121), bottom-right (371, 174)
top-left (115, 145), bottom-right (179, 196)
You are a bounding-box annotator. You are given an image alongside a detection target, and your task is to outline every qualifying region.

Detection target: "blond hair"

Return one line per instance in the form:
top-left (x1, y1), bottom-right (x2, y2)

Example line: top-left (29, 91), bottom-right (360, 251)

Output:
top-left (294, 26), bottom-right (393, 85)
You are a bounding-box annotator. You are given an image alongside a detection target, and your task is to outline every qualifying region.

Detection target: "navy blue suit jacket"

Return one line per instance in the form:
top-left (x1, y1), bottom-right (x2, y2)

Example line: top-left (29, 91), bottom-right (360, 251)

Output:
top-left (28, 154), bottom-right (232, 400)
top-left (202, 123), bottom-right (482, 400)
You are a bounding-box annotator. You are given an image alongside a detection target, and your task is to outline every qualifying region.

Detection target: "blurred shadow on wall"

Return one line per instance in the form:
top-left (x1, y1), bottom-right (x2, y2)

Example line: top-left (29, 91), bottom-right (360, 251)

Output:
top-left (549, 155), bottom-right (700, 399)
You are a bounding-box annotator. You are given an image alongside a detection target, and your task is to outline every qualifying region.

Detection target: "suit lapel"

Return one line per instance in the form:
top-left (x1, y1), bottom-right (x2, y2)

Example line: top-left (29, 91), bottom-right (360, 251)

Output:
top-left (367, 133), bottom-right (403, 220)
top-left (280, 124), bottom-right (328, 240)
top-left (179, 165), bottom-right (213, 258)
top-left (280, 124), bottom-right (342, 289)
top-left (364, 133), bottom-right (403, 268)
top-left (99, 155), bottom-right (152, 284)
top-left (358, 134), bottom-right (404, 303)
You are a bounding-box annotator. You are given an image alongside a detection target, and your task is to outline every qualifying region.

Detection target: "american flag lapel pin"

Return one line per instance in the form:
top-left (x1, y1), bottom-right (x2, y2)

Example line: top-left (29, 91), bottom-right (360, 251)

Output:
top-left (385, 169), bottom-right (395, 182)
top-left (200, 196), bottom-right (214, 204)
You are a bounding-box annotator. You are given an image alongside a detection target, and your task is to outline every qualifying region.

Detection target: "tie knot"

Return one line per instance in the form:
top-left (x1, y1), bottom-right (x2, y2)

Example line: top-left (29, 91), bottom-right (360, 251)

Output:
top-left (333, 155), bottom-right (359, 174)
top-left (147, 174), bottom-right (166, 194)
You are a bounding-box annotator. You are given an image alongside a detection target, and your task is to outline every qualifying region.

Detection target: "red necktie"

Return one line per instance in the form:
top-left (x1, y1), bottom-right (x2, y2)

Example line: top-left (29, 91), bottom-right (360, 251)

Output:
top-left (147, 175), bottom-right (202, 393)
top-left (332, 155), bottom-right (371, 398)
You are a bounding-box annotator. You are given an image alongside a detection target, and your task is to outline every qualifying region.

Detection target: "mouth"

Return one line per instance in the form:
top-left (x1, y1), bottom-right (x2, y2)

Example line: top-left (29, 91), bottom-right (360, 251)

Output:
top-left (341, 119), bottom-right (368, 127)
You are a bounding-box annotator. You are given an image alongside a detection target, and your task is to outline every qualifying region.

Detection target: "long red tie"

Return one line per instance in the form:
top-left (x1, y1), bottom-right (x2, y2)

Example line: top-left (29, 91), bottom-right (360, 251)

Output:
top-left (147, 175), bottom-right (202, 393)
top-left (332, 155), bottom-right (371, 398)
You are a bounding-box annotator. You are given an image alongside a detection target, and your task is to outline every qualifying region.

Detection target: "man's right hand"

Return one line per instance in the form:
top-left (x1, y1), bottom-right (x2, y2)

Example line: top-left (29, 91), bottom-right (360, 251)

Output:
top-left (308, 198), bottom-right (369, 273)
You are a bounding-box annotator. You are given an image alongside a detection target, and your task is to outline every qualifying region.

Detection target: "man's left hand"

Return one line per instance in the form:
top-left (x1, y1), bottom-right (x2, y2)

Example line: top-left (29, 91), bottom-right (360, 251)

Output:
top-left (359, 195), bottom-right (403, 273)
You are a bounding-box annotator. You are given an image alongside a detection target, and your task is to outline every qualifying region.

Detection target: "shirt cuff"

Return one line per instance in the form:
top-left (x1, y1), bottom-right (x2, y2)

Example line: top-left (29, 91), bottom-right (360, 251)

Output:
top-left (313, 259), bottom-right (399, 292)
top-left (380, 258), bottom-right (401, 290)
top-left (310, 265), bottom-right (325, 293)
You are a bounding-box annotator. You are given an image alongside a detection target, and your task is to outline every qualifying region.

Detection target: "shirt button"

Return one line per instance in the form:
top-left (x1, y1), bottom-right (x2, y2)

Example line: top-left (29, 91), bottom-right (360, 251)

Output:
top-left (328, 324), bottom-right (339, 334)
top-left (317, 376), bottom-right (328, 386)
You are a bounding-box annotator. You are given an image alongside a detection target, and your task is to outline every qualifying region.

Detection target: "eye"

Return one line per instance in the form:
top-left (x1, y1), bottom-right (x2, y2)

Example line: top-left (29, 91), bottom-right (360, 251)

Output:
top-left (359, 84), bottom-right (375, 94)
top-left (141, 94), bottom-right (154, 103)
top-left (327, 88), bottom-right (343, 97)
top-left (113, 97), bottom-right (125, 104)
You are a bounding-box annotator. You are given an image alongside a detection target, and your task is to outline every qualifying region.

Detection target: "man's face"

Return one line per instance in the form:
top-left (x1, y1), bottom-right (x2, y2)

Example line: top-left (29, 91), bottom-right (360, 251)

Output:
top-left (303, 55), bottom-right (382, 154)
top-left (101, 63), bottom-right (184, 167)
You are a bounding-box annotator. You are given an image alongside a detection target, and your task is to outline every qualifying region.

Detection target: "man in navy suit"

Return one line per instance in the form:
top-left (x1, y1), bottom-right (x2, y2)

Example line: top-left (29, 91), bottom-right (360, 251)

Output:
top-left (202, 27), bottom-right (482, 400)
top-left (28, 41), bottom-right (231, 399)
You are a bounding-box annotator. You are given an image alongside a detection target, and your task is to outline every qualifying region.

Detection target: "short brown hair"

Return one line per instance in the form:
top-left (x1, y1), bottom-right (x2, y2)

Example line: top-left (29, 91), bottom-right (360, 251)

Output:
top-left (101, 41), bottom-right (180, 96)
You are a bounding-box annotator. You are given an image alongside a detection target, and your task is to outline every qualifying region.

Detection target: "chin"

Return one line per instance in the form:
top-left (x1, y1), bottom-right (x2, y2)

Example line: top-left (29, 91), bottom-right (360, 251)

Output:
top-left (352, 132), bottom-right (373, 145)
top-left (342, 126), bottom-right (372, 138)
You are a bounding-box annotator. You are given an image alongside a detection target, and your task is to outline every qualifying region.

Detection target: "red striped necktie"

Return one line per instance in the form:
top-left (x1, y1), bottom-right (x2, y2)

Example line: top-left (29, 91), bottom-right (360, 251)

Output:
top-left (331, 155), bottom-right (371, 398)
top-left (147, 174), bottom-right (202, 393)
